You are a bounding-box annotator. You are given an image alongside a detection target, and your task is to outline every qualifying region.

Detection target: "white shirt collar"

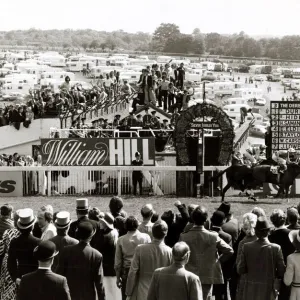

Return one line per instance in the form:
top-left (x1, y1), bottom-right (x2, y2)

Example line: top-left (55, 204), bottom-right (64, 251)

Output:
top-left (38, 267), bottom-right (51, 270)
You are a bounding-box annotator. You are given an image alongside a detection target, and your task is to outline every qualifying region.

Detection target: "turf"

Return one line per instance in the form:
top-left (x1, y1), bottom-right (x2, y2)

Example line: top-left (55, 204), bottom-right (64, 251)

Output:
top-left (3, 195), bottom-right (300, 221)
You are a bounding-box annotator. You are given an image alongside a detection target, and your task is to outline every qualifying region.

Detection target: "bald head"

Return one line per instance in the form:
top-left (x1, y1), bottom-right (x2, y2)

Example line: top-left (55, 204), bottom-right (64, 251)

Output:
top-left (141, 204), bottom-right (154, 219)
top-left (192, 206), bottom-right (208, 226)
top-left (173, 242), bottom-right (190, 262)
top-left (188, 204), bottom-right (198, 218)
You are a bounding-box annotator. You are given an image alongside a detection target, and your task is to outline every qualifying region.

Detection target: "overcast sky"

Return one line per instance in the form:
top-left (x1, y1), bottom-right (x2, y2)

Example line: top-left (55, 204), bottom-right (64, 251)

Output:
top-left (1, 0), bottom-right (300, 36)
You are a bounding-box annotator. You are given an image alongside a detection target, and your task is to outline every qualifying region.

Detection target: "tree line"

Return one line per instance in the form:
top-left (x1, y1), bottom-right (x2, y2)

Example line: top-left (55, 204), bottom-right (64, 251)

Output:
top-left (1, 24), bottom-right (300, 60)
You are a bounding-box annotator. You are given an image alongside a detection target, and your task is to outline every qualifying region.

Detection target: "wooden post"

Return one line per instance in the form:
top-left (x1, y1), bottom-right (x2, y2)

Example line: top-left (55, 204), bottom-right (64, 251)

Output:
top-left (47, 171), bottom-right (51, 197)
top-left (117, 170), bottom-right (122, 196)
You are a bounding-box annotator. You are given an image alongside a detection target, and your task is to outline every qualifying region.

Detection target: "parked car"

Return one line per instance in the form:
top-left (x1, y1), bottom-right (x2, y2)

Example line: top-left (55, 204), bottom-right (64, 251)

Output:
top-left (254, 98), bottom-right (267, 106)
top-left (250, 124), bottom-right (267, 137)
top-left (253, 75), bottom-right (265, 82)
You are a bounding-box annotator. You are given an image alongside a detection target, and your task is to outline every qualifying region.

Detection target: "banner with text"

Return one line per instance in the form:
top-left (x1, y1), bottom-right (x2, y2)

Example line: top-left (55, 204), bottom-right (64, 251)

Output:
top-left (0, 172), bottom-right (23, 197)
top-left (41, 138), bottom-right (156, 166)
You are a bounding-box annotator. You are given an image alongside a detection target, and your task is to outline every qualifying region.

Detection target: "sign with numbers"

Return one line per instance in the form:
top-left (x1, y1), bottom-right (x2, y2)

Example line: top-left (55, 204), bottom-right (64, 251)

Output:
top-left (270, 101), bottom-right (300, 151)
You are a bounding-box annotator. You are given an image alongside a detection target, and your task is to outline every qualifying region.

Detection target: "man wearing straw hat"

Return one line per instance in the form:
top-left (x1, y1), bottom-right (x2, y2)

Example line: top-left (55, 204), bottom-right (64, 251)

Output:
top-left (68, 199), bottom-right (100, 247)
top-left (49, 211), bottom-right (78, 271)
top-left (57, 222), bottom-right (106, 300)
top-left (7, 209), bottom-right (41, 287)
top-left (18, 241), bottom-right (71, 300)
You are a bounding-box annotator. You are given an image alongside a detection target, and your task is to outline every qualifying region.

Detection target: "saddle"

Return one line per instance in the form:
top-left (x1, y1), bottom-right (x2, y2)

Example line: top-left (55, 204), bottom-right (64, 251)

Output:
top-left (270, 166), bottom-right (279, 175)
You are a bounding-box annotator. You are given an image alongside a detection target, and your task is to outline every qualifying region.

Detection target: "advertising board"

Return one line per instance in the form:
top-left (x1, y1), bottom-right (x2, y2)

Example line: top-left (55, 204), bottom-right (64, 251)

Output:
top-left (41, 138), bottom-right (156, 166)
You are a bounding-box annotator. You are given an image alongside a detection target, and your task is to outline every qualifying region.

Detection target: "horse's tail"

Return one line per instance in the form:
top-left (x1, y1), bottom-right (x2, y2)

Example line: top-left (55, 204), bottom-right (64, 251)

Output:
top-left (209, 167), bottom-right (230, 183)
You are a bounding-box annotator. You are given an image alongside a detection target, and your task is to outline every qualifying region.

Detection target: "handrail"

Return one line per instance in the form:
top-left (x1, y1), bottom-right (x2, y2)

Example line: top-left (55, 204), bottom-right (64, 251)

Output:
top-left (0, 166), bottom-right (196, 171)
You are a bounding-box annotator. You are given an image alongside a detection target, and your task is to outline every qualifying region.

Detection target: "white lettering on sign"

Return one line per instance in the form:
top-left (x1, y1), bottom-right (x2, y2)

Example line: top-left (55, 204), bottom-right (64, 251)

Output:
top-left (109, 139), bottom-right (124, 165)
top-left (42, 140), bottom-right (108, 166)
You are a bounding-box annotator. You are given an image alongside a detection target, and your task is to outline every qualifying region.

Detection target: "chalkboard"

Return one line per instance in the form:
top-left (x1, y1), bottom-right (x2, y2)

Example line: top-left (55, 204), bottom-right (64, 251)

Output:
top-left (271, 101), bottom-right (300, 151)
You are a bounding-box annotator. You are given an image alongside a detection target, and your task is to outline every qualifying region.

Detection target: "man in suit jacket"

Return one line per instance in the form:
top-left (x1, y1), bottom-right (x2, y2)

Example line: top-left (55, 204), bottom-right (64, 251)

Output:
top-left (57, 222), bottom-right (105, 300)
top-left (180, 206), bottom-right (233, 300)
top-left (147, 241), bottom-right (203, 300)
top-left (49, 211), bottom-right (78, 271)
top-left (18, 240), bottom-right (71, 300)
top-left (126, 220), bottom-right (172, 300)
top-left (8, 208), bottom-right (41, 283)
top-left (210, 211), bottom-right (232, 300)
top-left (237, 217), bottom-right (285, 300)
top-left (217, 202), bottom-right (240, 244)
top-left (68, 198), bottom-right (100, 249)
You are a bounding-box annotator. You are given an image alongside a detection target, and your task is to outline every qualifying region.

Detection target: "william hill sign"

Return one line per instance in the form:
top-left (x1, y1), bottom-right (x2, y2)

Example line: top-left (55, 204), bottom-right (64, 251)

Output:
top-left (41, 138), bottom-right (155, 166)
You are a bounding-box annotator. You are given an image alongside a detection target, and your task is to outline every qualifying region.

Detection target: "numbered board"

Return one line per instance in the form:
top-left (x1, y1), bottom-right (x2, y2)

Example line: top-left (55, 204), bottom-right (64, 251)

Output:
top-left (271, 101), bottom-right (300, 150)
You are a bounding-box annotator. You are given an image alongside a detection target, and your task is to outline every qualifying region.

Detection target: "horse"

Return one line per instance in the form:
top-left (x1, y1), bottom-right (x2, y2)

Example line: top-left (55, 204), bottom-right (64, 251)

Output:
top-left (211, 163), bottom-right (300, 202)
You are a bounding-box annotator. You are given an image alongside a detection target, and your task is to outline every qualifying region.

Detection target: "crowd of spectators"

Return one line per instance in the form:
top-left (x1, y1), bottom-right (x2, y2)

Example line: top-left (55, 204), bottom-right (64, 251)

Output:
top-left (0, 152), bottom-right (40, 167)
top-left (1, 197), bottom-right (300, 300)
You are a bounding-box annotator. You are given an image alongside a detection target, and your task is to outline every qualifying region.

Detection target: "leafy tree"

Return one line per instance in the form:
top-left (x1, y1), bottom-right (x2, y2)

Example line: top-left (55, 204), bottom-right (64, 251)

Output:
top-left (89, 40), bottom-right (99, 49)
top-left (153, 23), bottom-right (180, 50)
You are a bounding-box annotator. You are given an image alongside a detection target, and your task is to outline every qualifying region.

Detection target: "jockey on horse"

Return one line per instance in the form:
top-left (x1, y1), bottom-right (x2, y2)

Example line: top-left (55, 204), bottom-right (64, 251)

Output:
top-left (272, 148), bottom-right (297, 173)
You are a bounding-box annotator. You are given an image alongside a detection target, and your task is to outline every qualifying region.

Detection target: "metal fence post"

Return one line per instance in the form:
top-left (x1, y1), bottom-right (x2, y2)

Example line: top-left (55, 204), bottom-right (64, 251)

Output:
top-left (117, 170), bottom-right (122, 196)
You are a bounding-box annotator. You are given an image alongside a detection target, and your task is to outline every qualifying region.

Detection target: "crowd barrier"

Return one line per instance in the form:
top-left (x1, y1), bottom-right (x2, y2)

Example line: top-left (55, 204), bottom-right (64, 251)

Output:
top-left (0, 166), bottom-right (198, 197)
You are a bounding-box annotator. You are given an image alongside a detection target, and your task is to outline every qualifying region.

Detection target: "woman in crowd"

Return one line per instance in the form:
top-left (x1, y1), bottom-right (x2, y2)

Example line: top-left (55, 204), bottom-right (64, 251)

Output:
top-left (97, 213), bottom-right (121, 300)
top-left (37, 205), bottom-right (57, 240)
top-left (269, 209), bottom-right (295, 300)
top-left (0, 210), bottom-right (20, 300)
top-left (235, 213), bottom-right (257, 300)
top-left (284, 230), bottom-right (300, 300)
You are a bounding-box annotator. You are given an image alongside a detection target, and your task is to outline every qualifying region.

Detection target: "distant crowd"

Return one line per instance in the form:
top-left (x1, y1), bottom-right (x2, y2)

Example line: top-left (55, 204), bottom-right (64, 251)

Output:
top-left (1, 198), bottom-right (300, 300)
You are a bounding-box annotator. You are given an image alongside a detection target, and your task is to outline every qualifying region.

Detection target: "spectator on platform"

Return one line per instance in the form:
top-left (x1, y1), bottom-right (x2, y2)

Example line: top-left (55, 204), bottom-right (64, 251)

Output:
top-left (115, 216), bottom-right (151, 300)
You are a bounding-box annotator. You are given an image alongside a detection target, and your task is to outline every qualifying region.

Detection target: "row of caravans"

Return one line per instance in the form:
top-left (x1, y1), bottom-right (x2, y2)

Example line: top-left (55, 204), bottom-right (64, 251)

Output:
top-left (249, 65), bottom-right (272, 74)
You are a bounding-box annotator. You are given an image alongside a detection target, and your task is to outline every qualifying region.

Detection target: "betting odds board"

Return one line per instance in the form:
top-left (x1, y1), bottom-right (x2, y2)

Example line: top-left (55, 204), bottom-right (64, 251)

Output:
top-left (271, 101), bottom-right (300, 151)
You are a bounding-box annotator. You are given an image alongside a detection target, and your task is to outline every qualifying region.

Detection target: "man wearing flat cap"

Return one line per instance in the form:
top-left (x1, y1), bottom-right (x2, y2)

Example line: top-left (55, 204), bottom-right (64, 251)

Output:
top-left (143, 107), bottom-right (152, 128)
top-left (237, 217), bottom-right (285, 300)
top-left (57, 222), bottom-right (105, 300)
top-left (18, 241), bottom-right (71, 300)
top-left (8, 208), bottom-right (41, 287)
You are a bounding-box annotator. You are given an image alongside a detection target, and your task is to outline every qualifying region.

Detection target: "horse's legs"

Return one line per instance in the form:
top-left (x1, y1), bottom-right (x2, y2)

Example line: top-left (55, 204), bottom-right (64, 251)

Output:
top-left (285, 184), bottom-right (290, 200)
top-left (221, 182), bottom-right (232, 202)
top-left (275, 185), bottom-right (284, 198)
